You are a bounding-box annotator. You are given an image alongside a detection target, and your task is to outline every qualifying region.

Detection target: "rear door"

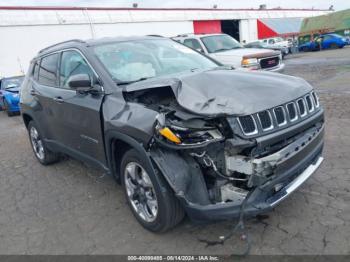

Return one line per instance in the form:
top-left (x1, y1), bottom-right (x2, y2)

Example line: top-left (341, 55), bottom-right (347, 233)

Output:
top-left (32, 53), bottom-right (62, 140)
top-left (54, 49), bottom-right (106, 166)
top-left (322, 35), bottom-right (333, 48)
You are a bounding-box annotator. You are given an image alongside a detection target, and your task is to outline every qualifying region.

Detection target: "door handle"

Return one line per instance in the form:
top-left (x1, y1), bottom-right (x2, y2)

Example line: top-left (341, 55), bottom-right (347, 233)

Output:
top-left (30, 89), bottom-right (37, 96)
top-left (53, 97), bottom-right (64, 104)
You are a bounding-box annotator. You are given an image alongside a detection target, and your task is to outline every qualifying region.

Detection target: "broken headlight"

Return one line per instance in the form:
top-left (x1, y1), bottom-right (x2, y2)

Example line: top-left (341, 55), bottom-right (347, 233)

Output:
top-left (154, 116), bottom-right (224, 147)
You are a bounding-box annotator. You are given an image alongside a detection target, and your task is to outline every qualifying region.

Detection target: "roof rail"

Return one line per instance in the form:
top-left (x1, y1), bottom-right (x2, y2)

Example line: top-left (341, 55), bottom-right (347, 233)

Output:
top-left (39, 39), bottom-right (86, 53)
top-left (146, 34), bottom-right (164, 37)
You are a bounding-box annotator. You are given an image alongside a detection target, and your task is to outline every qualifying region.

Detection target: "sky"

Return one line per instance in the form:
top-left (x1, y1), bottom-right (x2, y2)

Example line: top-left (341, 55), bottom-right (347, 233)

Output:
top-left (0, 0), bottom-right (348, 11)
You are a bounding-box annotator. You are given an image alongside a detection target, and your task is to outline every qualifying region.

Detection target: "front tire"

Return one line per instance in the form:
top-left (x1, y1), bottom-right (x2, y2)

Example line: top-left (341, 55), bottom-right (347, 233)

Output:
top-left (120, 149), bottom-right (184, 232)
top-left (3, 100), bottom-right (13, 117)
top-left (330, 43), bottom-right (339, 49)
top-left (27, 121), bottom-right (60, 165)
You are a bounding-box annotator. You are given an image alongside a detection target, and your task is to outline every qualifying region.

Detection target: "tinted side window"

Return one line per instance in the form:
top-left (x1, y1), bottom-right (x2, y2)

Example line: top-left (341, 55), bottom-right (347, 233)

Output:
top-left (38, 53), bottom-right (59, 86)
top-left (59, 50), bottom-right (94, 89)
top-left (183, 39), bottom-right (204, 52)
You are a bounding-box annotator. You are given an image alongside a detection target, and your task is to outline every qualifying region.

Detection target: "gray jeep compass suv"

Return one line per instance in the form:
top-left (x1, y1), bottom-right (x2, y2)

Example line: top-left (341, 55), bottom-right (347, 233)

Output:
top-left (20, 36), bottom-right (324, 232)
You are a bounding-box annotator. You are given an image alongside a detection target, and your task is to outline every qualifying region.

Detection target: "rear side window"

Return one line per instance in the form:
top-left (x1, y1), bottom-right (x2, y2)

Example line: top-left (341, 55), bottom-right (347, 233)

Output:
top-left (38, 53), bottom-right (59, 86)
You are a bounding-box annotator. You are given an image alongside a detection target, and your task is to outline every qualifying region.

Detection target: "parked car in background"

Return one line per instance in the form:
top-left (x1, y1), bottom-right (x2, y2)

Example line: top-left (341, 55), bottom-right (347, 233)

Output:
top-left (299, 34), bottom-right (348, 51)
top-left (0, 75), bottom-right (24, 116)
top-left (345, 36), bottom-right (350, 45)
top-left (21, 36), bottom-right (324, 232)
top-left (260, 37), bottom-right (292, 52)
top-left (244, 41), bottom-right (288, 58)
top-left (173, 33), bottom-right (285, 72)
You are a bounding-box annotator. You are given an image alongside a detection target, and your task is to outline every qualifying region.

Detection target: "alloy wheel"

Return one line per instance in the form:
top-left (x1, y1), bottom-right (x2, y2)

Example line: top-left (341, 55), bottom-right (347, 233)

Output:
top-left (124, 162), bottom-right (158, 223)
top-left (30, 126), bottom-right (45, 160)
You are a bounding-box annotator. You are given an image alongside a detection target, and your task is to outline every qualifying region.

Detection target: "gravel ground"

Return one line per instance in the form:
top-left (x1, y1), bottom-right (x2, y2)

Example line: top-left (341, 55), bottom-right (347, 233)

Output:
top-left (0, 47), bottom-right (349, 255)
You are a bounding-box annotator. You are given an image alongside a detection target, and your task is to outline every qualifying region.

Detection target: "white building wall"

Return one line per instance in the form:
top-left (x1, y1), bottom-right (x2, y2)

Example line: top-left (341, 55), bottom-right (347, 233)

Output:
top-left (0, 21), bottom-right (193, 77)
top-left (239, 19), bottom-right (258, 43)
top-left (0, 8), bottom-right (330, 77)
top-left (93, 21), bottom-right (193, 38)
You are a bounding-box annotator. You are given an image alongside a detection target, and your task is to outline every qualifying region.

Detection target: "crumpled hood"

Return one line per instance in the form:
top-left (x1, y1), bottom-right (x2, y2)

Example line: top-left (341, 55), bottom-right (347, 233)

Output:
top-left (124, 69), bottom-right (313, 116)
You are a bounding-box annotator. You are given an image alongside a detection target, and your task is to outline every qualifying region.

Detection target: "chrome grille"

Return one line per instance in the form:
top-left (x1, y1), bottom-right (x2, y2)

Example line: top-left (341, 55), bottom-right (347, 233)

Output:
top-left (274, 106), bottom-right (287, 126)
top-left (287, 102), bottom-right (298, 122)
top-left (260, 56), bottom-right (280, 69)
top-left (238, 115), bottom-right (257, 135)
top-left (258, 111), bottom-right (273, 131)
top-left (237, 92), bottom-right (320, 136)
top-left (297, 98), bottom-right (306, 117)
top-left (312, 92), bottom-right (319, 107)
top-left (305, 95), bottom-right (314, 112)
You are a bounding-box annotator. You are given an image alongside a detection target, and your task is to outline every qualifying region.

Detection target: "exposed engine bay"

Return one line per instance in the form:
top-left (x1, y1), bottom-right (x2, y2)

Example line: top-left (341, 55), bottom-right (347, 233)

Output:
top-left (124, 85), bottom-right (325, 208)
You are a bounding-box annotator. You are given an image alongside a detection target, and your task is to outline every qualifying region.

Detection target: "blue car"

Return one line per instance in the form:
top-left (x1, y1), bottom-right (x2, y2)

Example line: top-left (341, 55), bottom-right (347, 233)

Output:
top-left (299, 33), bottom-right (348, 52)
top-left (0, 76), bottom-right (24, 116)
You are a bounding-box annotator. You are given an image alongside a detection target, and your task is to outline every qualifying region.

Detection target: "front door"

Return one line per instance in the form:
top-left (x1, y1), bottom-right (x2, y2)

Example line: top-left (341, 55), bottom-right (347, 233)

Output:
top-left (53, 50), bottom-right (106, 166)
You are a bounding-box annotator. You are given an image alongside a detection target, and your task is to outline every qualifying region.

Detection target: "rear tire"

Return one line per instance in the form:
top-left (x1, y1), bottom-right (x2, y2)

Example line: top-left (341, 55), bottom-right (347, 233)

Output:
top-left (120, 149), bottom-right (184, 232)
top-left (27, 121), bottom-right (60, 165)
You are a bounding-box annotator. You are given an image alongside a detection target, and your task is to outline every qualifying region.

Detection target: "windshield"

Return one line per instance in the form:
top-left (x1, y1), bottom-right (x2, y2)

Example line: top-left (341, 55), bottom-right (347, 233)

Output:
top-left (275, 37), bottom-right (284, 43)
top-left (93, 39), bottom-right (218, 83)
top-left (245, 41), bottom-right (263, 48)
top-left (2, 77), bottom-right (24, 90)
top-left (200, 35), bottom-right (242, 53)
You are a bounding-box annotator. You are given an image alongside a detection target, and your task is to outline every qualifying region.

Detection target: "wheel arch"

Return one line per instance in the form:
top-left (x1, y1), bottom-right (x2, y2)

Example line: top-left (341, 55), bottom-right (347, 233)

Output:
top-left (105, 130), bottom-right (156, 183)
top-left (22, 113), bottom-right (33, 129)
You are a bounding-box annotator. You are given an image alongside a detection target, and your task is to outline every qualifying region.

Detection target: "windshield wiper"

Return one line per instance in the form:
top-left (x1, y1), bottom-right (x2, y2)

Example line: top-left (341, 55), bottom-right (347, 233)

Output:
top-left (117, 77), bottom-right (151, 86)
top-left (5, 86), bottom-right (19, 90)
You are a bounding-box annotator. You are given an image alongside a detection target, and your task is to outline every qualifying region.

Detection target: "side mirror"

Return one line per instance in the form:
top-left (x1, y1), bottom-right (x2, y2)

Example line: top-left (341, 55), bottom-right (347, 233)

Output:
top-left (68, 74), bottom-right (92, 92)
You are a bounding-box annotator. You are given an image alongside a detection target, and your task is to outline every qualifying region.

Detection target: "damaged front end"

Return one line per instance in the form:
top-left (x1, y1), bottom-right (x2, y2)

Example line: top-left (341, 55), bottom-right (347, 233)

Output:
top-left (124, 85), bottom-right (325, 222)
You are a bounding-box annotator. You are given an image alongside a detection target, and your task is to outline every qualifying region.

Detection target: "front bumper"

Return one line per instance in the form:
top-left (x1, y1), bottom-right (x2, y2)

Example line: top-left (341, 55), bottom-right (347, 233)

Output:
top-left (182, 124), bottom-right (324, 222)
top-left (263, 62), bottom-right (285, 73)
top-left (8, 105), bottom-right (20, 112)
